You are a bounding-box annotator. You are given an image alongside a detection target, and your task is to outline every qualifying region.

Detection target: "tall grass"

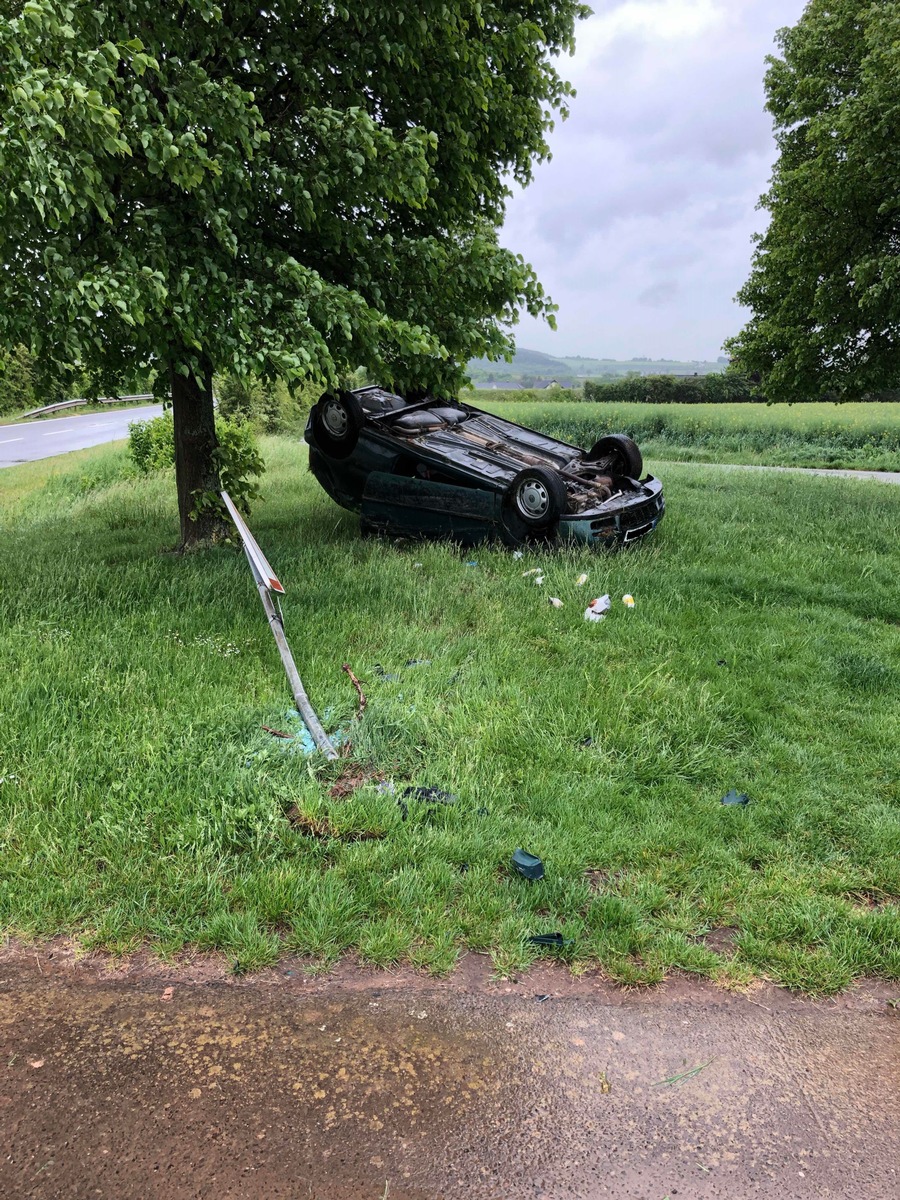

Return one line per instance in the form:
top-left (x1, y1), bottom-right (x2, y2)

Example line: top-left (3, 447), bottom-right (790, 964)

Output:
top-left (482, 400), bottom-right (900, 470)
top-left (0, 438), bottom-right (898, 992)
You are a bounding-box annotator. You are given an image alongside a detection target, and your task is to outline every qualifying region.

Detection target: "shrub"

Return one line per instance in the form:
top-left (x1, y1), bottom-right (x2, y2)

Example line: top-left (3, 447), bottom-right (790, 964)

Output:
top-left (128, 410), bottom-right (176, 472)
top-left (128, 411), bottom-right (264, 515)
top-left (0, 344), bottom-right (36, 415)
top-left (215, 373), bottom-right (321, 434)
top-left (216, 374), bottom-right (269, 425)
top-left (211, 419), bottom-right (265, 515)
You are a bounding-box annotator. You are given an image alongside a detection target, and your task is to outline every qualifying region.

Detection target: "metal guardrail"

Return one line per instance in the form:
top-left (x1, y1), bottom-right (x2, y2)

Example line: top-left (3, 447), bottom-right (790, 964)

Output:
top-left (19, 394), bottom-right (157, 419)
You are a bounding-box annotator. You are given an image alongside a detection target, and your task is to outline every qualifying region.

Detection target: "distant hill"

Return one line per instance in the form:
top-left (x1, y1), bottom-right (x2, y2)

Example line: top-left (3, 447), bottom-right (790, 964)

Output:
top-left (467, 348), bottom-right (728, 388)
top-left (468, 347), bottom-right (571, 377)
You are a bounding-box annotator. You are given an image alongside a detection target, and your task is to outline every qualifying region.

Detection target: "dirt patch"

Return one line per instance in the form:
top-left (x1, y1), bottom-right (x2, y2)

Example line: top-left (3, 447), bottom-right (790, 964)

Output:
top-left (700, 926), bottom-right (739, 956)
top-left (846, 888), bottom-right (899, 911)
top-left (585, 867), bottom-right (627, 892)
top-left (327, 762), bottom-right (386, 800)
top-left (285, 805), bottom-right (385, 842)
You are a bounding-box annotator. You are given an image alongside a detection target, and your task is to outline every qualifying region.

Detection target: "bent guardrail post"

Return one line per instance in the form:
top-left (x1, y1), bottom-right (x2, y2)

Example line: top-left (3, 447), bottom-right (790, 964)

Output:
top-left (221, 491), bottom-right (339, 760)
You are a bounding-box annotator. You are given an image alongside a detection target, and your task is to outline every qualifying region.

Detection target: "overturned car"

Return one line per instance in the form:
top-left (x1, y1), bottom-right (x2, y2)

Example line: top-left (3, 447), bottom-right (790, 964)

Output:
top-left (304, 386), bottom-right (664, 548)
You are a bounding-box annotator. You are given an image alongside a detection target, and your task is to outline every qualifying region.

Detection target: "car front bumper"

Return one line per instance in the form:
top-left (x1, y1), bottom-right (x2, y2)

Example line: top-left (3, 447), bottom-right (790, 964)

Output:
top-left (559, 477), bottom-right (665, 546)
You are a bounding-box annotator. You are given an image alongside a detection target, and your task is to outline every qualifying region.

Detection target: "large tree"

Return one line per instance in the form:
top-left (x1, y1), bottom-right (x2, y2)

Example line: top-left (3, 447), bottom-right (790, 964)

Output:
top-left (0, 0), bottom-right (587, 544)
top-left (727, 1), bottom-right (900, 402)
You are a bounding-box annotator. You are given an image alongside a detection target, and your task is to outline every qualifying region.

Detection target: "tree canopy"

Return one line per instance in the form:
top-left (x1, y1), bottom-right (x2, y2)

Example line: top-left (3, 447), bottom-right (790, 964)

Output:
top-left (727, 0), bottom-right (900, 401)
top-left (0, 0), bottom-right (587, 541)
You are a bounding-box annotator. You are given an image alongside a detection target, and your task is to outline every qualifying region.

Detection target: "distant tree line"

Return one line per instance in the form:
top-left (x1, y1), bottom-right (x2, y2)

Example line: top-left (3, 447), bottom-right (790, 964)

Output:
top-left (583, 375), bottom-right (757, 404)
top-left (0, 342), bottom-right (157, 416)
top-left (583, 374), bottom-right (900, 404)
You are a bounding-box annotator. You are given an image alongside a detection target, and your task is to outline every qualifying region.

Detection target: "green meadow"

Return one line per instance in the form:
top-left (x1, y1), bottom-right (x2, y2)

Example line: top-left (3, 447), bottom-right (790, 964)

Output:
top-left (0, 435), bottom-right (898, 993)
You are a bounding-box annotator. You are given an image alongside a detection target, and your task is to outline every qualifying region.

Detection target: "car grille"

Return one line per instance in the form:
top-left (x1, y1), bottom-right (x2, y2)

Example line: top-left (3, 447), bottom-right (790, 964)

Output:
top-left (590, 493), bottom-right (663, 534)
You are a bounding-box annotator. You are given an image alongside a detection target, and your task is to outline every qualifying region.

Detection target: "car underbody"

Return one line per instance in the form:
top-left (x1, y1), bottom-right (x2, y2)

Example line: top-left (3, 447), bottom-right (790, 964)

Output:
top-left (305, 386), bottom-right (665, 548)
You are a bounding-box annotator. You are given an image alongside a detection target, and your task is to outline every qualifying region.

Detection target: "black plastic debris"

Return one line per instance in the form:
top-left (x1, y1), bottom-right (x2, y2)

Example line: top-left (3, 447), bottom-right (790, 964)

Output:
top-left (402, 786), bottom-right (458, 806)
top-left (512, 848), bottom-right (545, 881)
top-left (721, 789), bottom-right (750, 806)
top-left (578, 737), bottom-right (594, 748)
top-left (372, 664), bottom-right (400, 681)
top-left (527, 933), bottom-right (572, 948)
top-left (404, 658), bottom-right (432, 668)
top-left (535, 994), bottom-right (551, 1003)
top-left (397, 785), bottom-right (458, 821)
top-left (716, 660), bottom-right (728, 667)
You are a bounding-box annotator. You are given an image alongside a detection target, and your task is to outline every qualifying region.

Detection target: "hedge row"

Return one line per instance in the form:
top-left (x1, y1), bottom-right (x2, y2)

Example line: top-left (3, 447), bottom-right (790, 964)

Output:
top-left (464, 377), bottom-right (900, 406)
top-left (583, 374), bottom-right (756, 404)
top-left (461, 377), bottom-right (753, 405)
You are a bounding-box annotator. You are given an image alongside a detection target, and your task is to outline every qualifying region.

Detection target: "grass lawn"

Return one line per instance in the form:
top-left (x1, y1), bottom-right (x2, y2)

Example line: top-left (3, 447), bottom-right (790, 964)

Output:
top-left (1, 437), bottom-right (898, 993)
top-left (482, 399), bottom-right (900, 471)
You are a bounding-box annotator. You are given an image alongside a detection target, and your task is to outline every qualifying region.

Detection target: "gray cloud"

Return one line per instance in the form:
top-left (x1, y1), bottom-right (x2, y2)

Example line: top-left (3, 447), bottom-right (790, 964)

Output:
top-left (502, 0), bottom-right (806, 359)
top-left (638, 280), bottom-right (680, 308)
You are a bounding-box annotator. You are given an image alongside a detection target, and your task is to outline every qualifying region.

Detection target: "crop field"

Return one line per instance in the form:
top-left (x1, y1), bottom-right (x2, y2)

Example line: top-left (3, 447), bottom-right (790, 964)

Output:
top-left (477, 399), bottom-right (900, 471)
top-left (0, 438), bottom-right (898, 992)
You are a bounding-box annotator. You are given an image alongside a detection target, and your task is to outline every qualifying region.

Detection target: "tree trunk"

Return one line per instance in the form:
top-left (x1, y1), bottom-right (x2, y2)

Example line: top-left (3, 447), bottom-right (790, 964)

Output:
top-left (169, 359), bottom-right (227, 548)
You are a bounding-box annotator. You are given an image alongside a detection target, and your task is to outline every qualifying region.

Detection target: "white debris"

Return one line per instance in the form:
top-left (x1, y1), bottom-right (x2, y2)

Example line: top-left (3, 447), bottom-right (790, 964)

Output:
top-left (522, 568), bottom-right (542, 577)
top-left (576, 573), bottom-right (588, 587)
top-left (534, 574), bottom-right (545, 586)
top-left (513, 551), bottom-right (524, 560)
top-left (622, 594), bottom-right (635, 608)
top-left (584, 595), bottom-right (612, 623)
top-left (549, 597), bottom-right (563, 608)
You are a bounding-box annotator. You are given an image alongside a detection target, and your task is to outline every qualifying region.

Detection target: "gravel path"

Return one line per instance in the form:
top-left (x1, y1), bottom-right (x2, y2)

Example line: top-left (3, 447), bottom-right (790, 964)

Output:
top-left (1, 946), bottom-right (898, 1200)
top-left (664, 460), bottom-right (900, 484)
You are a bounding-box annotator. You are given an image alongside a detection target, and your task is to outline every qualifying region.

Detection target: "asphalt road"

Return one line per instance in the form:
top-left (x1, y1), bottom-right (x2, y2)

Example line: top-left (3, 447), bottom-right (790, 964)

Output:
top-left (0, 404), bottom-right (163, 469)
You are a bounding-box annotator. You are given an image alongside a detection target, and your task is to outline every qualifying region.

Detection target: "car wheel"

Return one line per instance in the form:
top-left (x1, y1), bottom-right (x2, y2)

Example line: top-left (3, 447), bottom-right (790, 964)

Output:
top-left (587, 433), bottom-right (643, 478)
top-left (505, 466), bottom-right (568, 530)
top-left (310, 391), bottom-right (364, 459)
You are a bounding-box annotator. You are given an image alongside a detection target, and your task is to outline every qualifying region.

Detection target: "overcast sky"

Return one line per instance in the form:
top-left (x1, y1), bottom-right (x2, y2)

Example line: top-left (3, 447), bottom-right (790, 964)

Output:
top-left (502, 0), bottom-right (808, 360)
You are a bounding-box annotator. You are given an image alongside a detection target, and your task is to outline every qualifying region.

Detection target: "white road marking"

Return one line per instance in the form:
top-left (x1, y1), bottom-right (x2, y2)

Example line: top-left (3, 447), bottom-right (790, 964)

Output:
top-left (0, 405), bottom-right (161, 433)
top-left (43, 431), bottom-right (67, 436)
top-left (0, 437), bottom-right (24, 444)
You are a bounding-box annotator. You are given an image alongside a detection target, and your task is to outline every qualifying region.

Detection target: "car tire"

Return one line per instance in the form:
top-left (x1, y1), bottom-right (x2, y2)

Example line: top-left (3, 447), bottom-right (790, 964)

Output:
top-left (586, 433), bottom-right (643, 478)
top-left (310, 391), bottom-right (364, 459)
top-left (505, 466), bottom-right (568, 531)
